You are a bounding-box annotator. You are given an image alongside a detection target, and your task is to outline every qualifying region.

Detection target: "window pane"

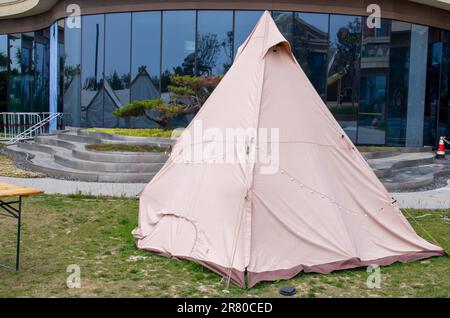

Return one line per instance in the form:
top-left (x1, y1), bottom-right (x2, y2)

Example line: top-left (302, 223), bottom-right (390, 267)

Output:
top-left (81, 14), bottom-right (104, 127)
top-left (21, 33), bottom-right (34, 112)
top-left (0, 35), bottom-right (7, 112)
top-left (272, 11), bottom-right (294, 45)
top-left (197, 10), bottom-right (233, 76)
top-left (293, 12), bottom-right (329, 98)
top-left (104, 13), bottom-right (131, 127)
top-left (131, 11), bottom-right (161, 102)
top-left (234, 11), bottom-right (263, 54)
top-left (63, 18), bottom-right (82, 127)
top-left (386, 21), bottom-right (411, 146)
top-left (327, 15), bottom-right (361, 143)
top-left (357, 18), bottom-right (390, 145)
top-left (405, 24), bottom-right (428, 147)
top-left (439, 30), bottom-right (450, 144)
top-left (8, 34), bottom-right (21, 112)
top-left (33, 29), bottom-right (50, 112)
top-left (161, 10), bottom-right (196, 93)
top-left (423, 28), bottom-right (442, 147)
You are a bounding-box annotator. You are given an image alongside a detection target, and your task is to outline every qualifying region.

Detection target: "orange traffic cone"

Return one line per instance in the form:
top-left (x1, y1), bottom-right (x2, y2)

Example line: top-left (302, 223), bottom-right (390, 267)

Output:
top-left (436, 136), bottom-right (446, 160)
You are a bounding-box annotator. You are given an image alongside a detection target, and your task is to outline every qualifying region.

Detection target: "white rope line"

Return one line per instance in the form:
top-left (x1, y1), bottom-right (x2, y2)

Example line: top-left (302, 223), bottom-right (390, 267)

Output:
top-left (279, 167), bottom-right (395, 218)
top-left (398, 204), bottom-right (446, 246)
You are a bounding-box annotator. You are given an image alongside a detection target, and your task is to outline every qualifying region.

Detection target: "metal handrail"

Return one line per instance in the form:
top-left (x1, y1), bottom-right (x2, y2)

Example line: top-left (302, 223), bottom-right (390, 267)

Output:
top-left (0, 112), bottom-right (64, 144)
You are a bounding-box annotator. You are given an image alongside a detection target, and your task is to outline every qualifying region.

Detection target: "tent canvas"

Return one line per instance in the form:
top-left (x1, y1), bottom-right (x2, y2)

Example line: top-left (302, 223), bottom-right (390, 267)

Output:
top-left (133, 11), bottom-right (445, 288)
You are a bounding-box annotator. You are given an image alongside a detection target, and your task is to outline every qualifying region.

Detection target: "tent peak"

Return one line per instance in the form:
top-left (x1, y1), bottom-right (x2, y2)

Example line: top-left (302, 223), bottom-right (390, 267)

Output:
top-left (235, 10), bottom-right (295, 62)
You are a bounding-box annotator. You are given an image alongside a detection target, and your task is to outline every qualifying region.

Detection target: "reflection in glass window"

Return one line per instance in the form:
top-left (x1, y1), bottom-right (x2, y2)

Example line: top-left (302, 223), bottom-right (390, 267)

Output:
top-left (0, 35), bottom-right (7, 112)
top-left (272, 11), bottom-right (294, 45)
top-left (327, 15), bottom-right (361, 143)
top-left (293, 12), bottom-right (329, 98)
top-left (81, 14), bottom-right (104, 127)
top-left (161, 11), bottom-right (196, 92)
top-left (104, 13), bottom-right (131, 128)
top-left (33, 29), bottom-right (50, 112)
top-left (9, 34), bottom-right (22, 111)
top-left (21, 33), bottom-right (34, 112)
top-left (63, 18), bottom-right (81, 127)
top-left (357, 18), bottom-right (390, 145)
top-left (439, 31), bottom-right (450, 143)
top-left (131, 11), bottom-right (161, 102)
top-left (234, 11), bottom-right (263, 55)
top-left (386, 21), bottom-right (411, 146)
top-left (423, 28), bottom-right (442, 146)
top-left (197, 10), bottom-right (233, 76)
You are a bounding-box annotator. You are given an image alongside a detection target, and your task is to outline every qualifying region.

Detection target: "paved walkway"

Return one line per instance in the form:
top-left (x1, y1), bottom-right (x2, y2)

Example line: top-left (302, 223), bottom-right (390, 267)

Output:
top-left (0, 177), bottom-right (146, 198)
top-left (392, 180), bottom-right (450, 210)
top-left (1, 176), bottom-right (449, 209)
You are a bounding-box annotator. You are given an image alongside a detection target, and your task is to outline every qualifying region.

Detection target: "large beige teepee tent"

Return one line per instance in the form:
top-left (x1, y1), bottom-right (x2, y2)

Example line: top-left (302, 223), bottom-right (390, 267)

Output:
top-left (133, 11), bottom-right (445, 288)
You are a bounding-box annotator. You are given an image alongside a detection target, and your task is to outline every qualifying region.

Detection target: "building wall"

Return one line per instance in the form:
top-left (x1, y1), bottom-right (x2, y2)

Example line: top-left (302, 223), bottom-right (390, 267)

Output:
top-left (1, 0), bottom-right (450, 33)
top-left (1, 7), bottom-right (450, 146)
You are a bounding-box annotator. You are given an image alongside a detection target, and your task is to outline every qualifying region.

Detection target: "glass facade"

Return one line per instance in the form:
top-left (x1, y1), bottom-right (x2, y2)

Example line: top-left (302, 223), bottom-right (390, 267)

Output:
top-left (0, 9), bottom-right (449, 148)
top-left (81, 14), bottom-right (104, 127)
top-left (0, 35), bottom-right (7, 113)
top-left (293, 12), bottom-right (329, 99)
top-left (197, 11), bottom-right (233, 76)
top-left (327, 15), bottom-right (361, 143)
top-left (161, 11), bottom-right (196, 92)
top-left (439, 31), bottom-right (450, 142)
top-left (104, 13), bottom-right (131, 128)
top-left (358, 18), bottom-right (390, 145)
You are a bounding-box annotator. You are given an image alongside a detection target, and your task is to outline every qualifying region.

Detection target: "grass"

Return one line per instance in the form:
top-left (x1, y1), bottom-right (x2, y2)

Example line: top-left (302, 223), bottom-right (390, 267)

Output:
top-left (86, 128), bottom-right (174, 138)
top-left (0, 195), bottom-right (448, 298)
top-left (358, 146), bottom-right (396, 153)
top-left (86, 144), bottom-right (168, 153)
top-left (0, 153), bottom-right (45, 178)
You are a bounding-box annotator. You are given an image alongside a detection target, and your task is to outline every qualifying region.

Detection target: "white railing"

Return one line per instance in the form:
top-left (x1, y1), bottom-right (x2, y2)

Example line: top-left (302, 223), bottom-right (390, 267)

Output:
top-left (0, 112), bottom-right (64, 144)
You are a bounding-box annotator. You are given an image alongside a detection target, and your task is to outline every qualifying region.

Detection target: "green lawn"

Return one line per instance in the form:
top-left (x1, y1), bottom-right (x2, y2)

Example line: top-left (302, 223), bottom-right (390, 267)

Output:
top-left (86, 144), bottom-right (168, 153)
top-left (357, 146), bottom-right (396, 153)
top-left (86, 128), bottom-right (174, 138)
top-left (0, 195), bottom-right (448, 298)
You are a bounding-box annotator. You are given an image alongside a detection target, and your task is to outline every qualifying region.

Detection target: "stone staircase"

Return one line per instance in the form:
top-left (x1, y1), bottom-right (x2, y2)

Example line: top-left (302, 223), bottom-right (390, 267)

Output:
top-left (365, 149), bottom-right (450, 191)
top-left (2, 128), bottom-right (171, 183)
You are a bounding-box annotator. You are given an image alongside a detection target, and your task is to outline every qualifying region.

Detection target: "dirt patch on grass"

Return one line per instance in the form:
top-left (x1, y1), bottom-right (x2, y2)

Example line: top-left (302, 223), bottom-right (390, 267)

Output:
top-left (86, 144), bottom-right (168, 153)
top-left (0, 153), bottom-right (44, 178)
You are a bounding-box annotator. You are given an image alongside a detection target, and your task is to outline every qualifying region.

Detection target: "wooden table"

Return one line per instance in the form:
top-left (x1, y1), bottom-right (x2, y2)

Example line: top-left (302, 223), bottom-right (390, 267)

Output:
top-left (0, 183), bottom-right (44, 271)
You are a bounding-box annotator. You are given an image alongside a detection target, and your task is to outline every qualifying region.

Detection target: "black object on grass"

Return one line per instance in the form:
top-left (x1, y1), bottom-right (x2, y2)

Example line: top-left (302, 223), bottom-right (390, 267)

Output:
top-left (279, 287), bottom-right (297, 296)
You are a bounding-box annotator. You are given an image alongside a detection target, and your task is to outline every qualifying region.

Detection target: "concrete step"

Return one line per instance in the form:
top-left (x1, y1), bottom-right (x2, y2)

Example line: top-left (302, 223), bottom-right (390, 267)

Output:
top-left (36, 135), bottom-right (77, 150)
top-left (368, 152), bottom-right (436, 177)
top-left (381, 161), bottom-right (450, 192)
top-left (17, 141), bottom-right (56, 155)
top-left (57, 132), bottom-right (103, 144)
top-left (71, 148), bottom-right (168, 163)
top-left (362, 146), bottom-right (433, 159)
top-left (54, 153), bottom-right (165, 173)
top-left (79, 129), bottom-right (173, 146)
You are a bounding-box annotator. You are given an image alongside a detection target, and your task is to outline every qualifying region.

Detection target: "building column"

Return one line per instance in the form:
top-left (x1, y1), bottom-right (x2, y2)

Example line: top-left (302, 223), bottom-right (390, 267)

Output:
top-left (49, 22), bottom-right (58, 132)
top-left (405, 24), bottom-right (428, 147)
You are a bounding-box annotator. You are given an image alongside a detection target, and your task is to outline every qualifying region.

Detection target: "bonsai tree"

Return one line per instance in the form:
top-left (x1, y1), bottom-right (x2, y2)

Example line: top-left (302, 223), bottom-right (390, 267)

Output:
top-left (113, 74), bottom-right (222, 129)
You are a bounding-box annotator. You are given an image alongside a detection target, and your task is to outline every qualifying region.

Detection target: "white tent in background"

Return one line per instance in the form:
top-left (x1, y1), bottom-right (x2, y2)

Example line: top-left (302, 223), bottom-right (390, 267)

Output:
top-left (133, 11), bottom-right (445, 288)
